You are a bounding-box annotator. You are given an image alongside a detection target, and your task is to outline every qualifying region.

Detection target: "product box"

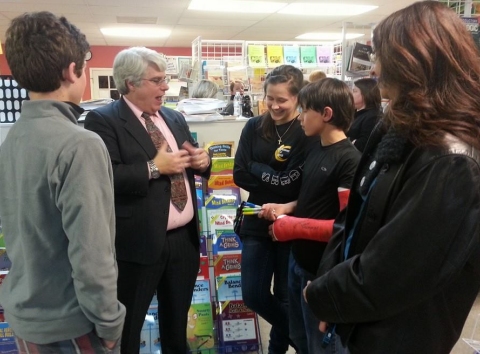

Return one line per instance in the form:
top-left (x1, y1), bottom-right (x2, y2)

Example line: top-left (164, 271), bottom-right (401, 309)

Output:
top-left (197, 256), bottom-right (209, 280)
top-left (199, 206), bottom-right (208, 237)
top-left (187, 302), bottom-right (215, 353)
top-left (199, 234), bottom-right (208, 257)
top-left (216, 301), bottom-right (260, 352)
top-left (205, 141), bottom-right (235, 158)
top-left (207, 175), bottom-right (241, 203)
top-left (191, 279), bottom-right (211, 304)
top-left (210, 157), bottom-right (234, 176)
top-left (204, 194), bottom-right (239, 209)
top-left (140, 306), bottom-right (161, 354)
top-left (0, 322), bottom-right (17, 354)
top-left (206, 209), bottom-right (236, 235)
top-left (195, 175), bottom-right (205, 208)
top-left (0, 271), bottom-right (8, 287)
top-left (0, 249), bottom-right (11, 271)
top-left (212, 230), bottom-right (242, 255)
top-left (213, 253), bottom-right (242, 277)
top-left (216, 275), bottom-right (242, 301)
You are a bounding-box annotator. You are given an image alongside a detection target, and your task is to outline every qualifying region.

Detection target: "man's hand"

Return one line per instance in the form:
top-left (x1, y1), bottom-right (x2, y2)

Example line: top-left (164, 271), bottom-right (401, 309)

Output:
top-left (182, 141), bottom-right (210, 172)
top-left (152, 143), bottom-right (191, 175)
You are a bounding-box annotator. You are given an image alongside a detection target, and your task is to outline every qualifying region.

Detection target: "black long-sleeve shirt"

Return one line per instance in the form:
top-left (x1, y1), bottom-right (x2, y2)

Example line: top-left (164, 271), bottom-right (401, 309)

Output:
top-left (347, 108), bottom-right (381, 152)
top-left (233, 115), bottom-right (316, 237)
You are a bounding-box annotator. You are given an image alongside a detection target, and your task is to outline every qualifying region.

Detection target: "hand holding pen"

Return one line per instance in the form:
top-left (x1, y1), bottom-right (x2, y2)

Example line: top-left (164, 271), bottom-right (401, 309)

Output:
top-left (241, 202), bottom-right (263, 216)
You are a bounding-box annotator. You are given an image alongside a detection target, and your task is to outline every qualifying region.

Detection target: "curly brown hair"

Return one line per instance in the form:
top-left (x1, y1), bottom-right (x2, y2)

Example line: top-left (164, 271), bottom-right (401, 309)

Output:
top-left (5, 12), bottom-right (89, 93)
top-left (373, 1), bottom-right (480, 149)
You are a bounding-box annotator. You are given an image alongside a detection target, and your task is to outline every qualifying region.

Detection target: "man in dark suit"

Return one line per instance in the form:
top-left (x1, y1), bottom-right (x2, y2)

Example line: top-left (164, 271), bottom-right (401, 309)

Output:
top-left (84, 46), bottom-right (211, 354)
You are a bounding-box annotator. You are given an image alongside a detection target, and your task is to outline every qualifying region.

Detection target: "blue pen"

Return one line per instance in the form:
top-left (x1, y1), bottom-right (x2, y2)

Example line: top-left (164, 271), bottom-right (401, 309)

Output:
top-left (244, 202), bottom-right (261, 208)
top-left (321, 324), bottom-right (336, 348)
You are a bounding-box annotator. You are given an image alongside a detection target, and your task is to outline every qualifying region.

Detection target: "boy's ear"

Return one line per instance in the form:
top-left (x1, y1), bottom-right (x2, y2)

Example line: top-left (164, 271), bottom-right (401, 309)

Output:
top-left (323, 107), bottom-right (333, 122)
top-left (62, 62), bottom-right (77, 83)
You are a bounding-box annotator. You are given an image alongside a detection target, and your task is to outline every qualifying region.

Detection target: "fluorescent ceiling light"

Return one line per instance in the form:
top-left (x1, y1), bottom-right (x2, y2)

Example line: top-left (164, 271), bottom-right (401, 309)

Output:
top-left (296, 32), bottom-right (365, 40)
top-left (100, 27), bottom-right (171, 38)
top-left (280, 3), bottom-right (377, 16)
top-left (188, 0), bottom-right (287, 13)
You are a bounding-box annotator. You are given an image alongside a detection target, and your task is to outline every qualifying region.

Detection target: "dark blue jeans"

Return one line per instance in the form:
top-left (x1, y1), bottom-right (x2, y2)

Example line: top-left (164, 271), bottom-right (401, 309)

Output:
top-left (241, 235), bottom-right (292, 354)
top-left (289, 253), bottom-right (346, 354)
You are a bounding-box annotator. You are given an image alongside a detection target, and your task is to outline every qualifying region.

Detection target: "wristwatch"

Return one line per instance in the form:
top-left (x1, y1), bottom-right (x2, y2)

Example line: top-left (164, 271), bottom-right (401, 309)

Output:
top-left (147, 160), bottom-right (160, 179)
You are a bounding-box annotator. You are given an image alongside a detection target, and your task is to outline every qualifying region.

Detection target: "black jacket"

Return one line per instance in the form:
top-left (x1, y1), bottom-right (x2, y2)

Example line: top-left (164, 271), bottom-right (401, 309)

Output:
top-left (84, 98), bottom-right (211, 264)
top-left (347, 108), bottom-right (381, 152)
top-left (306, 124), bottom-right (480, 354)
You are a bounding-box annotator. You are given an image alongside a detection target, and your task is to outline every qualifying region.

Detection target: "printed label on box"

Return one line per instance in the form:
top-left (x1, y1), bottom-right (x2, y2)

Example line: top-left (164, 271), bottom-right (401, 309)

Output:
top-left (214, 253), bottom-right (242, 276)
top-left (192, 279), bottom-right (211, 304)
top-left (216, 275), bottom-right (242, 301)
top-left (212, 230), bottom-right (242, 255)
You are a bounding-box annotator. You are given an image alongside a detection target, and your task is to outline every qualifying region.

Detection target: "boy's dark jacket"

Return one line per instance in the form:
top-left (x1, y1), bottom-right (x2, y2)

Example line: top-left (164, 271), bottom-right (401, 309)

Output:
top-left (306, 123), bottom-right (480, 354)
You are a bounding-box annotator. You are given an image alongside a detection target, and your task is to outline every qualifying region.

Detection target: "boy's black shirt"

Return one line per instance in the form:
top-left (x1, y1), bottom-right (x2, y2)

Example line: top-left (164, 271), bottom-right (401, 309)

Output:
top-left (293, 138), bottom-right (360, 274)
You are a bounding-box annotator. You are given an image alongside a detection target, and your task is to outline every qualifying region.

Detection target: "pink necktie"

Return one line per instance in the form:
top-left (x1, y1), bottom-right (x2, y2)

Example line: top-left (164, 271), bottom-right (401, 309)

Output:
top-left (142, 112), bottom-right (188, 211)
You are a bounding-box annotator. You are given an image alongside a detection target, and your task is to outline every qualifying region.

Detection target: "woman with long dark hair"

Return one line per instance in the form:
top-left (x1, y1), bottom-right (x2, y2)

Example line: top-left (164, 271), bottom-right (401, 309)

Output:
top-left (305, 2), bottom-right (480, 353)
top-left (347, 78), bottom-right (382, 152)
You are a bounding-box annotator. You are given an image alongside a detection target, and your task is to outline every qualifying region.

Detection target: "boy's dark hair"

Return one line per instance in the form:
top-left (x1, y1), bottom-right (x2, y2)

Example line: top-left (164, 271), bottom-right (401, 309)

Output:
top-left (298, 78), bottom-right (355, 132)
top-left (5, 11), bottom-right (89, 93)
top-left (354, 78), bottom-right (381, 110)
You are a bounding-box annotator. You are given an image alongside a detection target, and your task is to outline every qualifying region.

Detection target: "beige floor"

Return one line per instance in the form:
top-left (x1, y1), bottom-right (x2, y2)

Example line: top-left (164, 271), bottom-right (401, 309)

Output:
top-left (257, 293), bottom-right (480, 354)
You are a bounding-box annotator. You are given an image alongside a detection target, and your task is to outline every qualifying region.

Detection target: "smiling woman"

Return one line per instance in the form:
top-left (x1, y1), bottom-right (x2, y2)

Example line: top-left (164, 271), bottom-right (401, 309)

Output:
top-left (233, 64), bottom-right (313, 354)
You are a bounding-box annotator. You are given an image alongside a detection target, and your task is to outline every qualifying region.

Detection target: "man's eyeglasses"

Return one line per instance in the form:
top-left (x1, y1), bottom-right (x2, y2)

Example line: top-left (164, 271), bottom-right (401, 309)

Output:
top-left (142, 77), bottom-right (170, 86)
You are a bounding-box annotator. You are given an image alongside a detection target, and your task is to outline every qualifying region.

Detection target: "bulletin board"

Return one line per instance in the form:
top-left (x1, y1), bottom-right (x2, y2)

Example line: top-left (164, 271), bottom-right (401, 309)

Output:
top-left (0, 75), bottom-right (29, 123)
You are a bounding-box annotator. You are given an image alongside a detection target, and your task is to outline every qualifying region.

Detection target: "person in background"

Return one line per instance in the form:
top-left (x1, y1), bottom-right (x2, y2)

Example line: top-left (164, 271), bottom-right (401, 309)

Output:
top-left (234, 64), bottom-right (315, 354)
top-left (190, 79), bottom-right (219, 98)
top-left (347, 78), bottom-right (382, 152)
top-left (0, 11), bottom-right (125, 353)
top-left (308, 70), bottom-right (327, 83)
top-left (260, 78), bottom-right (359, 354)
top-left (222, 80), bottom-right (254, 117)
top-left (305, 2), bottom-right (480, 353)
top-left (84, 47), bottom-right (211, 354)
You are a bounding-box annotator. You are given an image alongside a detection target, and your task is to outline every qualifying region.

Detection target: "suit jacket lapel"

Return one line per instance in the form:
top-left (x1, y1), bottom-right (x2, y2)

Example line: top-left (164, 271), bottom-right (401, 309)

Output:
top-left (117, 98), bottom-right (157, 159)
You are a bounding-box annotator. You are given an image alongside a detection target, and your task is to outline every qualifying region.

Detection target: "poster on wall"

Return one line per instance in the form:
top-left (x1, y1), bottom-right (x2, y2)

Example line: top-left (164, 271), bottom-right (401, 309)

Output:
top-left (165, 56), bottom-right (178, 75)
top-left (300, 46), bottom-right (317, 66)
top-left (316, 45), bottom-right (333, 65)
top-left (462, 17), bottom-right (480, 52)
top-left (347, 42), bottom-right (373, 75)
top-left (283, 46), bottom-right (300, 65)
top-left (266, 45), bottom-right (284, 67)
top-left (247, 45), bottom-right (266, 67)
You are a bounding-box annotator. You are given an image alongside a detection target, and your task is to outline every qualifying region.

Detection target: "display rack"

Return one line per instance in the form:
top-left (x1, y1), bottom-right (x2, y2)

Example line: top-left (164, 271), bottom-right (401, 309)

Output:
top-left (190, 36), bottom-right (347, 111)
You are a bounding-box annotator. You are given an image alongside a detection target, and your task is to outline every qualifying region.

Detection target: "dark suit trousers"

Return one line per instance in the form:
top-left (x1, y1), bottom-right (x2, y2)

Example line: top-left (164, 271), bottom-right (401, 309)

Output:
top-left (117, 226), bottom-right (200, 354)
